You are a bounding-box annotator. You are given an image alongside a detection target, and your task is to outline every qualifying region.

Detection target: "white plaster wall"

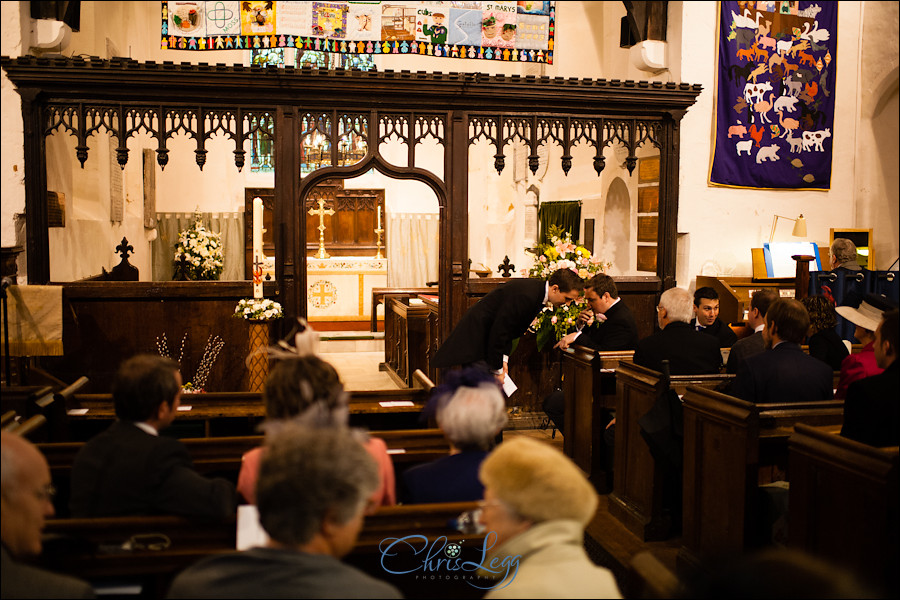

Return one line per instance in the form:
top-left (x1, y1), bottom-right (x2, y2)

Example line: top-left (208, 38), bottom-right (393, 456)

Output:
top-left (857, 1), bottom-right (899, 270)
top-left (3, 1), bottom-right (897, 284)
top-left (1, 1), bottom-right (27, 251)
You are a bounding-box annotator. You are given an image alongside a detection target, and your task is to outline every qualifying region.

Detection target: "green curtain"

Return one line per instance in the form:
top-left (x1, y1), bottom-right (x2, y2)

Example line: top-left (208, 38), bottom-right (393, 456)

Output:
top-left (538, 200), bottom-right (582, 244)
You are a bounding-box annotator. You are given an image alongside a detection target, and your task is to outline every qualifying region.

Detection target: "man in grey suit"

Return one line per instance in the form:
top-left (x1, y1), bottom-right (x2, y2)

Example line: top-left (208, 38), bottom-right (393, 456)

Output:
top-left (726, 288), bottom-right (779, 374)
top-left (1, 432), bottom-right (95, 599)
top-left (167, 426), bottom-right (402, 599)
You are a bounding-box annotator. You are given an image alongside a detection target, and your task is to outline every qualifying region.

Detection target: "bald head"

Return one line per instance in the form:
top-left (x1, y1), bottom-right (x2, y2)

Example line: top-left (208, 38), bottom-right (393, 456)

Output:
top-left (1, 431), bottom-right (55, 557)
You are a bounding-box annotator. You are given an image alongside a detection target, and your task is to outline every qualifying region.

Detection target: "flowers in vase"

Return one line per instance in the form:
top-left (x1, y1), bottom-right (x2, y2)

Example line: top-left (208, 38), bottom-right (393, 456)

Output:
top-left (234, 297), bottom-right (283, 321)
top-left (173, 214), bottom-right (224, 281)
top-left (524, 225), bottom-right (611, 351)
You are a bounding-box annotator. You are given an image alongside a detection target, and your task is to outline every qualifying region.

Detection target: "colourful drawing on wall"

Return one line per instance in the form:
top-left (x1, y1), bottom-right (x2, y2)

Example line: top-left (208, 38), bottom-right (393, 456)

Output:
top-left (161, 0), bottom-right (555, 63)
top-left (241, 0), bottom-right (276, 35)
top-left (311, 2), bottom-right (348, 38)
top-left (416, 5), bottom-right (448, 45)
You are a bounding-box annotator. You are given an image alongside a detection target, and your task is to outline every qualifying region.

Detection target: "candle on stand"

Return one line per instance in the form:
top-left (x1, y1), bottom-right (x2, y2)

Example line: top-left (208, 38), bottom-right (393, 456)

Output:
top-left (377, 205), bottom-right (382, 230)
top-left (252, 196), bottom-right (264, 299)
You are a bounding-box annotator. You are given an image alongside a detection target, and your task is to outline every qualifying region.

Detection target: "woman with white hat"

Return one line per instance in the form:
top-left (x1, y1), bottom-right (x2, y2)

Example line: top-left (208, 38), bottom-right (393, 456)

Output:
top-left (834, 295), bottom-right (893, 399)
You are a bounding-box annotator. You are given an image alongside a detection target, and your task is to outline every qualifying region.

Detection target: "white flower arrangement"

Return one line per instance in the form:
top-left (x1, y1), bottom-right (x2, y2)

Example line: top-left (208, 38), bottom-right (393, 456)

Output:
top-left (173, 215), bottom-right (224, 280)
top-left (234, 297), bottom-right (284, 321)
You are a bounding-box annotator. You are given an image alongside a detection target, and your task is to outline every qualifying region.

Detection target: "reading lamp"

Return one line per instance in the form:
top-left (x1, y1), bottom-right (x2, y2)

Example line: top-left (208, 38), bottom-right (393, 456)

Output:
top-left (768, 213), bottom-right (807, 243)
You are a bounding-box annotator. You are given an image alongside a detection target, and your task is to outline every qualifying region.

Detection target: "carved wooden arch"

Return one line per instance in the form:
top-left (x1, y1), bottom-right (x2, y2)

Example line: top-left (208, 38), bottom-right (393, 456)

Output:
top-left (291, 109), bottom-right (449, 321)
top-left (1, 55), bottom-right (701, 343)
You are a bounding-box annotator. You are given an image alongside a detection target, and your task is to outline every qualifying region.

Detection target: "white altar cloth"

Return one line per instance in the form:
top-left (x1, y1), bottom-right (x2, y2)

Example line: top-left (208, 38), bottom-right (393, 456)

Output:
top-left (306, 256), bottom-right (387, 322)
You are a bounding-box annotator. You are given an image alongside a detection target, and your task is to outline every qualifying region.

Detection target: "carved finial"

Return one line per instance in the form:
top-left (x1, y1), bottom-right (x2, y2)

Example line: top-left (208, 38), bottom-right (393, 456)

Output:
top-left (497, 255), bottom-right (516, 277)
top-left (116, 237), bottom-right (134, 259)
top-left (494, 153), bottom-right (505, 175)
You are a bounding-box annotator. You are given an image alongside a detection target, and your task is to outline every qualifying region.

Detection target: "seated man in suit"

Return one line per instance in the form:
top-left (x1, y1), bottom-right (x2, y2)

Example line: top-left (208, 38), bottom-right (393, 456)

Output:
top-left (634, 287), bottom-right (723, 376)
top-left (402, 369), bottom-right (507, 503)
top-left (841, 308), bottom-right (899, 447)
top-left (553, 273), bottom-right (639, 352)
top-left (167, 426), bottom-right (402, 599)
top-left (726, 288), bottom-right (779, 374)
top-left (730, 299), bottom-right (833, 404)
top-left (433, 268), bottom-right (584, 383)
top-left (70, 355), bottom-right (236, 518)
top-left (692, 286), bottom-right (738, 348)
top-left (545, 273), bottom-right (639, 432)
top-left (1, 432), bottom-right (95, 599)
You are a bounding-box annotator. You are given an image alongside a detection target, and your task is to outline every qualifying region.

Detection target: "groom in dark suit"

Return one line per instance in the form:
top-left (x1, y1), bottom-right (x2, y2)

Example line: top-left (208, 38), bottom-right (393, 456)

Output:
top-left (554, 273), bottom-right (638, 352)
top-left (432, 268), bottom-right (584, 383)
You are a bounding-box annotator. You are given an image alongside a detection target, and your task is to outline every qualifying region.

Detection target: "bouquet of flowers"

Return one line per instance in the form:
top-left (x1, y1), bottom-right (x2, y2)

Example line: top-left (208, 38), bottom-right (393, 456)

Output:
top-left (525, 225), bottom-right (611, 351)
top-left (234, 297), bottom-right (283, 321)
top-left (173, 214), bottom-right (224, 281)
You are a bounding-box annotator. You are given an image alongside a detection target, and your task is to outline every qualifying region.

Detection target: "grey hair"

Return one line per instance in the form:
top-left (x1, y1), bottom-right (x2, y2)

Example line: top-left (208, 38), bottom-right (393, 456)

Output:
top-left (831, 238), bottom-right (858, 264)
top-left (437, 383), bottom-right (508, 450)
top-left (660, 287), bottom-right (694, 323)
top-left (256, 424), bottom-right (379, 546)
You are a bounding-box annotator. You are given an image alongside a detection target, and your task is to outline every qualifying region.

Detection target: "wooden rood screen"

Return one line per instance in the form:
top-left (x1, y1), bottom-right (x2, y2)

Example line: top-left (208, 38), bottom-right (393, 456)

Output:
top-left (1, 55), bottom-right (700, 341)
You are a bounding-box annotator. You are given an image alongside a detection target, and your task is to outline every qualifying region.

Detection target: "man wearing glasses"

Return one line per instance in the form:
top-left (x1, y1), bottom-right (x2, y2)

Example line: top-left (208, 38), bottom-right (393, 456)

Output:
top-left (1, 431), bottom-right (95, 598)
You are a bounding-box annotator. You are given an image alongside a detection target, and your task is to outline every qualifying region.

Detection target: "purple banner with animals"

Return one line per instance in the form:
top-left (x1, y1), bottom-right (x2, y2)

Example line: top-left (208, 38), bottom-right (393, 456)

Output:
top-left (709, 1), bottom-right (837, 190)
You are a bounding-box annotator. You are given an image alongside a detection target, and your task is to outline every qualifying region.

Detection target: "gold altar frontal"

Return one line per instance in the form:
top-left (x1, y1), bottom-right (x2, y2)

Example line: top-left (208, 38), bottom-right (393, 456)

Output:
top-left (306, 257), bottom-right (387, 322)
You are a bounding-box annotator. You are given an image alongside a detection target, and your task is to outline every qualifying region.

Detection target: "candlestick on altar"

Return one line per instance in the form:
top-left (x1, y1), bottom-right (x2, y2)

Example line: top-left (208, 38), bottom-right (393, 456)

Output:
top-left (373, 205), bottom-right (384, 259)
top-left (308, 198), bottom-right (335, 259)
top-left (252, 197), bottom-right (264, 299)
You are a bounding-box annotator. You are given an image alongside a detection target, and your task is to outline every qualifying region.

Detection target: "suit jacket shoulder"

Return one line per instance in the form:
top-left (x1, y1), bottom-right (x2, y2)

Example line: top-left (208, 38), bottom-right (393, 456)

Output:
top-left (579, 300), bottom-right (639, 351)
top-left (433, 278), bottom-right (545, 370)
top-left (732, 343), bottom-right (833, 404)
top-left (634, 322), bottom-right (722, 375)
top-left (841, 363), bottom-right (900, 447)
top-left (1, 547), bottom-right (95, 599)
top-left (726, 330), bottom-right (766, 374)
top-left (70, 421), bottom-right (235, 518)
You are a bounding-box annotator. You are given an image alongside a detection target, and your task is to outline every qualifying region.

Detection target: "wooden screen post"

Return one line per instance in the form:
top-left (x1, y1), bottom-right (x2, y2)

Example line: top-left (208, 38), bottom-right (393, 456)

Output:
top-left (792, 254), bottom-right (815, 300)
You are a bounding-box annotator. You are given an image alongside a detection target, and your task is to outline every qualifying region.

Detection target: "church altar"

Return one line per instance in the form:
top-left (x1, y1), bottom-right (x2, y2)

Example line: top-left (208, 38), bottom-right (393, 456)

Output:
top-left (306, 257), bottom-right (387, 323)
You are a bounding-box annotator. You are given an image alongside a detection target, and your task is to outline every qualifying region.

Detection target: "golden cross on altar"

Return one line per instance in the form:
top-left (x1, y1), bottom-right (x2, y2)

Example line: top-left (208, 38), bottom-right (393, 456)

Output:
top-left (308, 198), bottom-right (335, 259)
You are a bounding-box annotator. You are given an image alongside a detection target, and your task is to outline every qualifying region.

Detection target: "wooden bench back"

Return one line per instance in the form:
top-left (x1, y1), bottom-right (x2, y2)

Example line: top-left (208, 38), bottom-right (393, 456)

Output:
top-left (559, 346), bottom-right (635, 491)
top-left (788, 424), bottom-right (899, 595)
top-left (40, 501), bottom-right (481, 598)
top-left (608, 362), bottom-right (734, 541)
top-left (679, 385), bottom-right (844, 573)
top-left (59, 388), bottom-right (429, 441)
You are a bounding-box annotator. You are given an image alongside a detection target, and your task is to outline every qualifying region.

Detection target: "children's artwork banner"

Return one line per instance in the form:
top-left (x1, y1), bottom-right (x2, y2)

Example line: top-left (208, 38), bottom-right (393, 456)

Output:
top-left (709, 1), bottom-right (837, 190)
top-left (161, 1), bottom-right (555, 64)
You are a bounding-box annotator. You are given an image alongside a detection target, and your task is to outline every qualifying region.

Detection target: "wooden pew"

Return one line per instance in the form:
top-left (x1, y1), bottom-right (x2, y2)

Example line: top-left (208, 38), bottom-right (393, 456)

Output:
top-left (39, 428), bottom-right (452, 517)
top-left (560, 345), bottom-right (634, 491)
top-left (608, 362), bottom-right (735, 541)
top-left (40, 501), bottom-right (482, 599)
top-left (788, 424), bottom-right (899, 596)
top-left (678, 386), bottom-right (844, 574)
top-left (370, 286), bottom-right (433, 332)
top-left (62, 388), bottom-right (430, 440)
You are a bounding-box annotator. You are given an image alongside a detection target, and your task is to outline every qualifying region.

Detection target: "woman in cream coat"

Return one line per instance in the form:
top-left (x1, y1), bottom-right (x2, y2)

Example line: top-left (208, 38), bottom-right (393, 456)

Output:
top-left (477, 436), bottom-right (622, 599)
